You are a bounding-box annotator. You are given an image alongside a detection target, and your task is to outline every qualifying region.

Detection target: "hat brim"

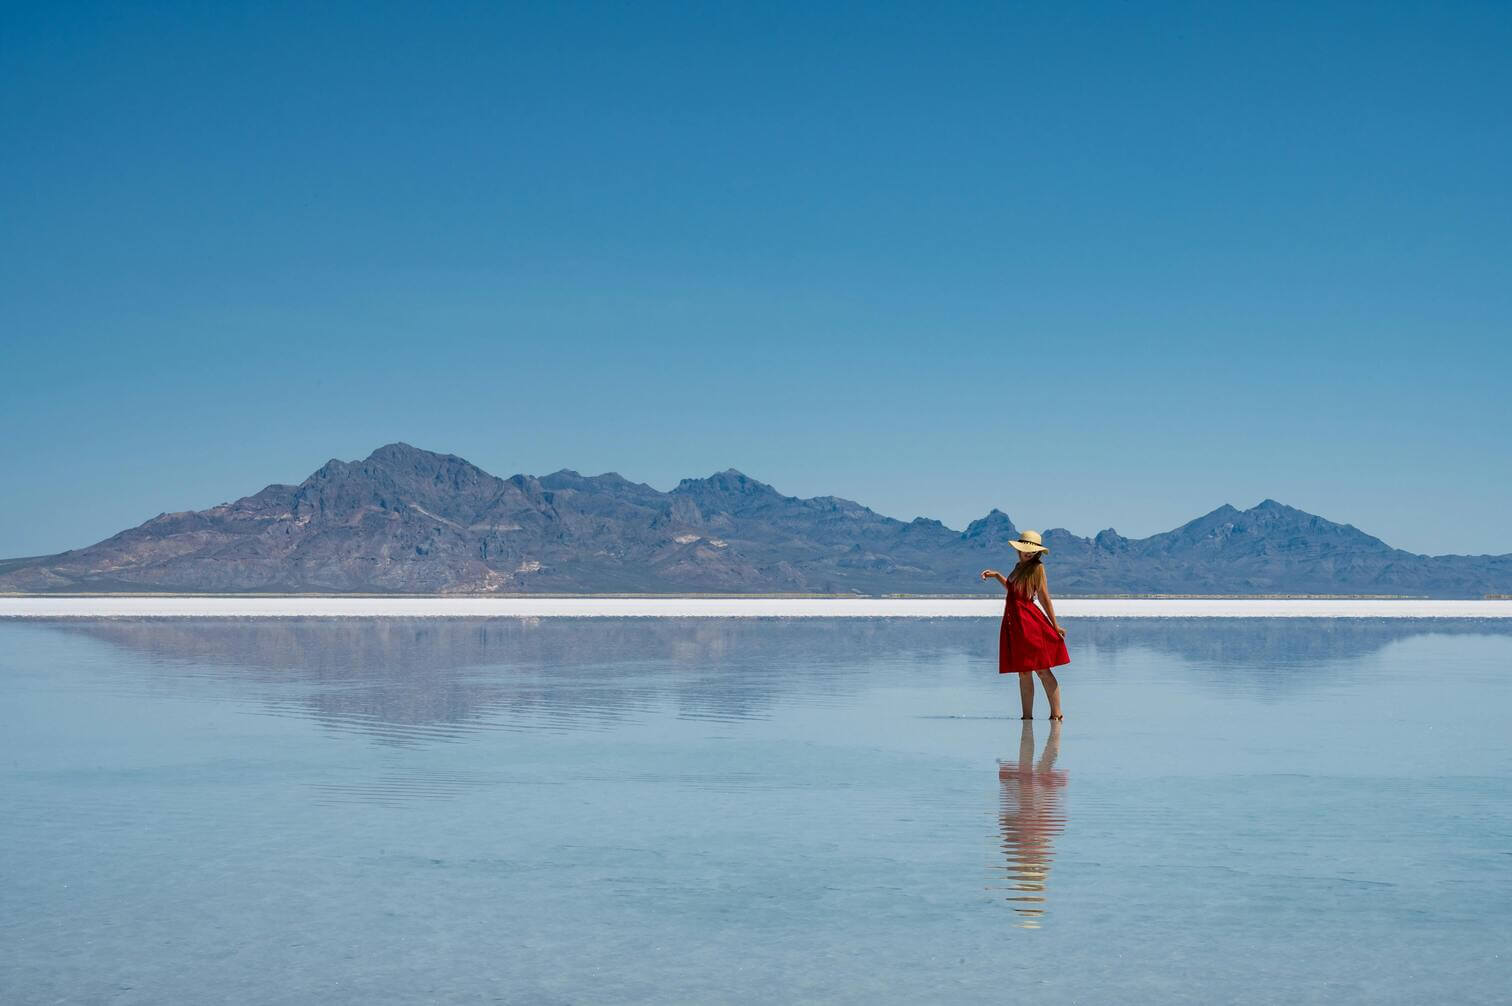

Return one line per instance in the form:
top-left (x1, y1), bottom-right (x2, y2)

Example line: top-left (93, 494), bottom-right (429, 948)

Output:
top-left (1009, 540), bottom-right (1048, 555)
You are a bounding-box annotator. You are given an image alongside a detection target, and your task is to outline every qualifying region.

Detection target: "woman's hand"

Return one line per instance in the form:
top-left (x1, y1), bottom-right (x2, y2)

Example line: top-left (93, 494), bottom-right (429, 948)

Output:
top-left (981, 569), bottom-right (999, 580)
top-left (1055, 625), bottom-right (1067, 638)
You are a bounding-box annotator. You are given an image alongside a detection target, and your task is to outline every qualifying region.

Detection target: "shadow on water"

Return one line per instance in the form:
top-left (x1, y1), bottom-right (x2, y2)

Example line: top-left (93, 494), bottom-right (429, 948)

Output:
top-left (36, 616), bottom-right (1512, 744)
top-left (993, 720), bottom-right (1068, 928)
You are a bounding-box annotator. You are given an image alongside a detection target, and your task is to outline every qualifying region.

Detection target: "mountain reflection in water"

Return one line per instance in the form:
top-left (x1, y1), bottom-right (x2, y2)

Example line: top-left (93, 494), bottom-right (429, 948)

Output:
top-left (994, 721), bottom-right (1068, 928)
top-left (46, 616), bottom-right (1512, 745)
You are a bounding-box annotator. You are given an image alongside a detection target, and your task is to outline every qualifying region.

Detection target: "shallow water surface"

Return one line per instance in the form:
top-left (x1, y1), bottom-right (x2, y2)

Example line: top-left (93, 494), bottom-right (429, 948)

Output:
top-left (2, 617), bottom-right (1510, 1003)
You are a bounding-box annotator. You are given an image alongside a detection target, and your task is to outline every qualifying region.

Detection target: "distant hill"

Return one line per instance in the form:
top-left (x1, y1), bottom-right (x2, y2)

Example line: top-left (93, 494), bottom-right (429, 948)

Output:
top-left (2, 443), bottom-right (1507, 597)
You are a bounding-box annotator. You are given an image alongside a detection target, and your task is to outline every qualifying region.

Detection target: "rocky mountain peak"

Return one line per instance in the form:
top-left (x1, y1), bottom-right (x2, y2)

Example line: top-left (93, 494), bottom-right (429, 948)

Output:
top-left (1246, 498), bottom-right (1308, 519)
top-left (366, 441), bottom-right (427, 462)
top-left (1094, 527), bottom-right (1130, 550)
top-left (673, 469), bottom-right (782, 498)
top-left (963, 508), bottom-right (1018, 541)
top-left (366, 442), bottom-right (492, 482)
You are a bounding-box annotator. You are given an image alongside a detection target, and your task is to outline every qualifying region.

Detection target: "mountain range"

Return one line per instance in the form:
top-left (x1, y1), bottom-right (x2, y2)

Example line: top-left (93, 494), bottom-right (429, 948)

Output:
top-left (1, 443), bottom-right (1507, 597)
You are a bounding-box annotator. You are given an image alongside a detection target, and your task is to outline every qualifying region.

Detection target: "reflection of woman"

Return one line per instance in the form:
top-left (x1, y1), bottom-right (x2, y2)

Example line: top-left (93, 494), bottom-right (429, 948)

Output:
top-left (981, 530), bottom-right (1070, 720)
top-left (995, 720), bottom-right (1068, 927)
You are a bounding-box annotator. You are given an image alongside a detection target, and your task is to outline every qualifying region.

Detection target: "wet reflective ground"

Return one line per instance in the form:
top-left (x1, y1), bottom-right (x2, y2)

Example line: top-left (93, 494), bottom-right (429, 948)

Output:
top-left (3, 618), bottom-right (1510, 1003)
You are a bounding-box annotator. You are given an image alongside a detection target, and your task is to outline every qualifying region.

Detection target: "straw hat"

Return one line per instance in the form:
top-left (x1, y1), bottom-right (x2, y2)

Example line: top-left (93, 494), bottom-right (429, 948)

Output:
top-left (1008, 530), bottom-right (1049, 556)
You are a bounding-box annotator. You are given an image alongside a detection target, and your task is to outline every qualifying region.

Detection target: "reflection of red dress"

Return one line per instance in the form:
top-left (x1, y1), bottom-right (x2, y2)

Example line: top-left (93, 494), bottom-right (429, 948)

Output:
top-left (999, 588), bottom-right (1070, 674)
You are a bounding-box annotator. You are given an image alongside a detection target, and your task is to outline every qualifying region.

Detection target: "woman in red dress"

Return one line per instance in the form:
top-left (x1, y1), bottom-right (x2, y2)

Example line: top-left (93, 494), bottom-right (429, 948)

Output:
top-left (981, 530), bottom-right (1069, 720)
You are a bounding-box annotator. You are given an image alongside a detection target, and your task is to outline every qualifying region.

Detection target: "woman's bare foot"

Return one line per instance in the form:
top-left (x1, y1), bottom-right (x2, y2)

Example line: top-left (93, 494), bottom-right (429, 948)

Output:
top-left (1021, 714), bottom-right (1033, 720)
top-left (1049, 713), bottom-right (1063, 720)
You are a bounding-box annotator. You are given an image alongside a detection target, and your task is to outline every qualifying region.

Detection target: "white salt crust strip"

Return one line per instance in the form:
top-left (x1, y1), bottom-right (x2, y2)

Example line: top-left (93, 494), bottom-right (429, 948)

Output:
top-left (2, 598), bottom-right (1511, 618)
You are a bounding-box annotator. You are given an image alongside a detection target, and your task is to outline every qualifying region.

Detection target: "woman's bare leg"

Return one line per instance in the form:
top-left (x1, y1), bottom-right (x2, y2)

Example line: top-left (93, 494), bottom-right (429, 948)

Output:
top-left (1018, 672), bottom-right (1035, 718)
top-left (1036, 669), bottom-right (1062, 719)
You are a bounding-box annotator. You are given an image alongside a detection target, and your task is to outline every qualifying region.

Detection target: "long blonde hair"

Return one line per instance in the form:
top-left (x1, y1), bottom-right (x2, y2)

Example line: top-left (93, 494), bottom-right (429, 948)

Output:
top-left (1007, 552), bottom-right (1046, 598)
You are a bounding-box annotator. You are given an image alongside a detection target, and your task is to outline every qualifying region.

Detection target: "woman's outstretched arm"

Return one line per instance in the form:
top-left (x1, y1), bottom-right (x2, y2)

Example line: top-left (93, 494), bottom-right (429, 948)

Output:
top-left (1037, 582), bottom-right (1066, 636)
top-left (981, 569), bottom-right (1008, 587)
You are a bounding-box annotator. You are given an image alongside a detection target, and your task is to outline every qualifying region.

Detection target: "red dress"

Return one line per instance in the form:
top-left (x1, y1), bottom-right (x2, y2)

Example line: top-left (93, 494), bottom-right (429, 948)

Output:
top-left (999, 586), bottom-right (1070, 674)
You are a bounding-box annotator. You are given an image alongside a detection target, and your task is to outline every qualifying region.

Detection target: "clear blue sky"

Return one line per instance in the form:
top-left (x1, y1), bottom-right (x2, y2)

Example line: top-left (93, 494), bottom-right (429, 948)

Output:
top-left (3, 1), bottom-right (1509, 558)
